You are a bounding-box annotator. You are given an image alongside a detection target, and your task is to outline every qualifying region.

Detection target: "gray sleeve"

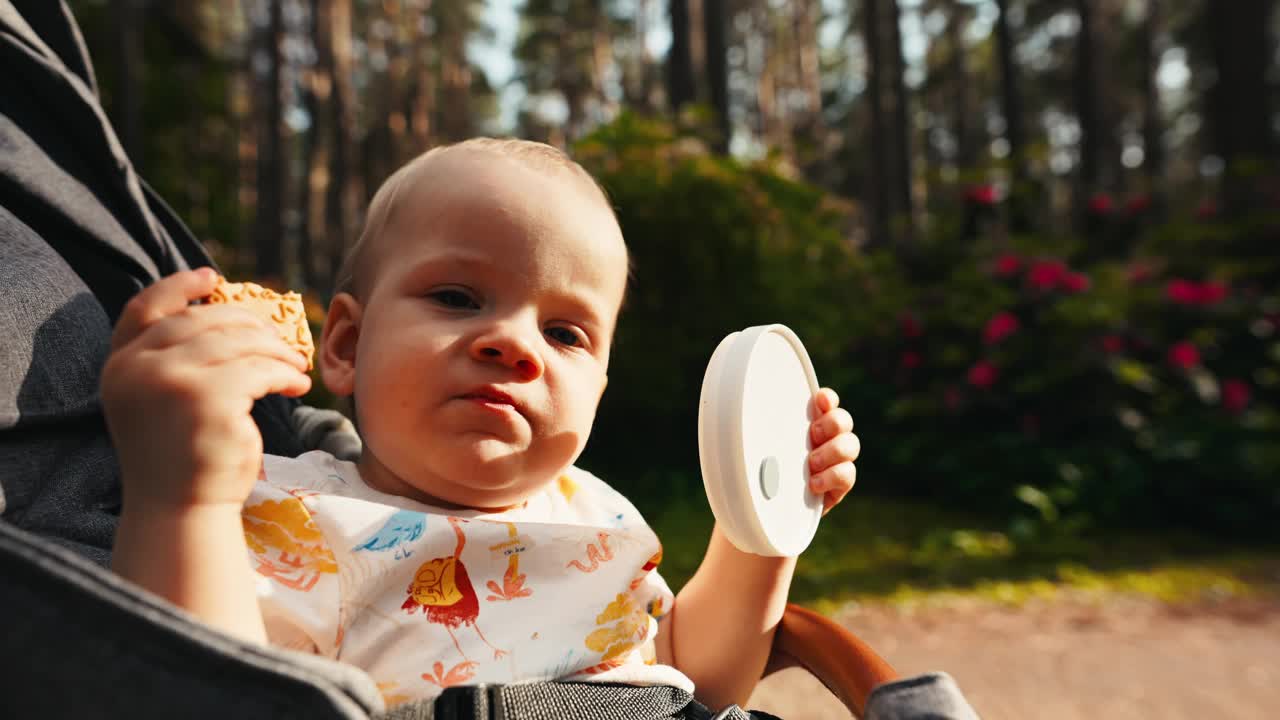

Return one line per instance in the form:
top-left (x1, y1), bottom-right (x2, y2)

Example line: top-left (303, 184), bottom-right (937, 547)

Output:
top-left (292, 405), bottom-right (363, 461)
top-left (863, 672), bottom-right (980, 720)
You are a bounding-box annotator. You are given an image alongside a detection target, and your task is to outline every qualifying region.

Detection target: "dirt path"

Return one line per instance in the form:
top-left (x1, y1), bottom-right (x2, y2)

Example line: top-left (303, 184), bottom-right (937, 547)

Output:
top-left (747, 595), bottom-right (1280, 719)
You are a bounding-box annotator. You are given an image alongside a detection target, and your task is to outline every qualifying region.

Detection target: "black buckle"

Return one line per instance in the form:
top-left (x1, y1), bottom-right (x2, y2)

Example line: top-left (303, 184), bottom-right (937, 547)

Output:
top-left (434, 684), bottom-right (498, 720)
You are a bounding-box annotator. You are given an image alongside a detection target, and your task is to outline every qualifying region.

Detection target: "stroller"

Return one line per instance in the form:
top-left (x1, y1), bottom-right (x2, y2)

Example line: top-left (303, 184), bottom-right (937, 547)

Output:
top-left (0, 517), bottom-right (895, 719)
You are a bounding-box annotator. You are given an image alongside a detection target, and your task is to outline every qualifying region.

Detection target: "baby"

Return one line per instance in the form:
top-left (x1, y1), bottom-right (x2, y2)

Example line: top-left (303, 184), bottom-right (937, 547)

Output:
top-left (101, 138), bottom-right (860, 712)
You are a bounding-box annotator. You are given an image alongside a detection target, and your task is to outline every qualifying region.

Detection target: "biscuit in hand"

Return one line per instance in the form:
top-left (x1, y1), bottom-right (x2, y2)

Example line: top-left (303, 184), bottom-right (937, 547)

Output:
top-left (204, 276), bottom-right (315, 370)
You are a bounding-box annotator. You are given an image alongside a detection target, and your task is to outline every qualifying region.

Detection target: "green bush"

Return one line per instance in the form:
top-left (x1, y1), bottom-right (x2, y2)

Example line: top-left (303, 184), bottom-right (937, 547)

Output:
top-left (574, 113), bottom-right (871, 493)
top-left (573, 115), bottom-right (1279, 539)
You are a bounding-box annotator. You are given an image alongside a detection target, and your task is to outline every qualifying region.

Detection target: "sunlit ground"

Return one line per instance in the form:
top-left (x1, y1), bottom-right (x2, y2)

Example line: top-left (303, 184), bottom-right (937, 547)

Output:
top-left (639, 478), bottom-right (1280, 608)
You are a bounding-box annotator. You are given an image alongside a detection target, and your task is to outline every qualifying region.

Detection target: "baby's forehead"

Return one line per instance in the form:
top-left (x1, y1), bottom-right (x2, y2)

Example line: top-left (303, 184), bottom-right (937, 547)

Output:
top-left (368, 149), bottom-right (628, 301)
top-left (410, 145), bottom-right (605, 201)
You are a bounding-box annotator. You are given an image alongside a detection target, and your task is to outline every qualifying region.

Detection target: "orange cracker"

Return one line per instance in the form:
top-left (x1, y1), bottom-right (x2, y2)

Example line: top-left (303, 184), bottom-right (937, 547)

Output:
top-left (204, 276), bottom-right (315, 370)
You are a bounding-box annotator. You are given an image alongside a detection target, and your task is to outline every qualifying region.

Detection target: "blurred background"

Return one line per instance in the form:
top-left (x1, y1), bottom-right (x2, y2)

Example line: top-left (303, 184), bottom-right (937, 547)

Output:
top-left (68, 0), bottom-right (1277, 715)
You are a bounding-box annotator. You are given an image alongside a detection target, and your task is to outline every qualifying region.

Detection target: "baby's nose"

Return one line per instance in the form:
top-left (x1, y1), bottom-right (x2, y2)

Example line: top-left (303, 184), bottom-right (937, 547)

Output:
top-left (472, 332), bottom-right (543, 380)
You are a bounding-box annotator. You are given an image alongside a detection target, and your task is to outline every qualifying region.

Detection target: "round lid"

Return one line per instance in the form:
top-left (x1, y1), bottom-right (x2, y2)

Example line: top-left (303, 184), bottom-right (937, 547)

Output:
top-left (698, 324), bottom-right (822, 557)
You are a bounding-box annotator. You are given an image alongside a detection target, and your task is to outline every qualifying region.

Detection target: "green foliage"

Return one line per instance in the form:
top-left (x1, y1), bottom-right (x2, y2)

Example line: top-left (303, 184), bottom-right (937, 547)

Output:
top-left (574, 112), bottom-right (869, 489)
top-left (571, 114), bottom-right (1279, 540)
top-left (847, 202), bottom-right (1280, 540)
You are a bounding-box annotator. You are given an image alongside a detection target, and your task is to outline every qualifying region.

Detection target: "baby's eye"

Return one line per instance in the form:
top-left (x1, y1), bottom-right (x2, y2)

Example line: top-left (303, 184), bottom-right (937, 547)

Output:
top-left (544, 326), bottom-right (584, 347)
top-left (428, 288), bottom-right (480, 310)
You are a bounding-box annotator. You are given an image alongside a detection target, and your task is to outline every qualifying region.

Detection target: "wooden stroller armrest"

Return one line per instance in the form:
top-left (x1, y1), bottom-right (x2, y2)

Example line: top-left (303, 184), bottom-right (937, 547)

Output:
top-left (765, 603), bottom-right (898, 718)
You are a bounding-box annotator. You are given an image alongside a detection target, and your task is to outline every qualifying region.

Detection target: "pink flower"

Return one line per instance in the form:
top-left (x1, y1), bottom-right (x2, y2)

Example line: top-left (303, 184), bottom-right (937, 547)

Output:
top-left (967, 361), bottom-right (998, 389)
top-left (1195, 200), bottom-right (1217, 220)
top-left (1221, 379), bottom-right (1251, 414)
top-left (1027, 260), bottom-right (1068, 291)
top-left (900, 313), bottom-right (923, 338)
top-left (994, 254), bottom-right (1022, 277)
top-left (1101, 335), bottom-right (1125, 354)
top-left (1166, 279), bottom-right (1201, 304)
top-left (1166, 279), bottom-right (1229, 306)
top-left (1061, 272), bottom-right (1091, 293)
top-left (900, 351), bottom-right (922, 369)
top-left (1089, 193), bottom-right (1114, 214)
top-left (983, 312), bottom-right (1020, 345)
top-left (1167, 341), bottom-right (1200, 370)
top-left (965, 184), bottom-right (998, 206)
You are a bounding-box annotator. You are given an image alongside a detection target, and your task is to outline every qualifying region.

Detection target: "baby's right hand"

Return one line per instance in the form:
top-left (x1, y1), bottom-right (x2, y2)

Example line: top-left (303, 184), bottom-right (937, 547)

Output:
top-left (101, 269), bottom-right (312, 511)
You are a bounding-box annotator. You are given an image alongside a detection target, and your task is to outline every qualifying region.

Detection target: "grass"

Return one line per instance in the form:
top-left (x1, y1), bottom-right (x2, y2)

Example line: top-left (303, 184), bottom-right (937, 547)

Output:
top-left (635, 482), bottom-right (1280, 611)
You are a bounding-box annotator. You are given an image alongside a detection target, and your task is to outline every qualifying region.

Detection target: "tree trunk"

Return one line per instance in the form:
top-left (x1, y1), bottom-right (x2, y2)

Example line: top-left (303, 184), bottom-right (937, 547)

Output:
top-left (1139, 0), bottom-right (1165, 212)
top-left (993, 0), bottom-right (1025, 187)
top-left (112, 0), bottom-right (143, 167)
top-left (667, 0), bottom-right (697, 112)
top-left (1208, 0), bottom-right (1275, 215)
top-left (948, 1), bottom-right (974, 170)
top-left (326, 0), bottom-right (357, 295)
top-left (1074, 0), bottom-right (1102, 212)
top-left (796, 0), bottom-right (821, 119)
top-left (703, 0), bottom-right (730, 152)
top-left (439, 40), bottom-right (474, 142)
top-left (862, 0), bottom-right (891, 247)
top-left (253, 0), bottom-right (286, 280)
top-left (885, 0), bottom-right (914, 242)
top-left (296, 0), bottom-right (326, 291)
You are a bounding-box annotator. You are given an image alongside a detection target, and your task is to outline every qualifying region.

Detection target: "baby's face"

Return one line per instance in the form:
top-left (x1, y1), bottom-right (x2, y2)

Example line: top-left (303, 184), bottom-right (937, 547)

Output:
top-left (337, 150), bottom-right (628, 509)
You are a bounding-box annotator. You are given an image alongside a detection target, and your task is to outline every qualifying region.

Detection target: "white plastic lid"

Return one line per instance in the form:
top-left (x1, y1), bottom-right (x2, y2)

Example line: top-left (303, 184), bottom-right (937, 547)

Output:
top-left (698, 324), bottom-right (822, 557)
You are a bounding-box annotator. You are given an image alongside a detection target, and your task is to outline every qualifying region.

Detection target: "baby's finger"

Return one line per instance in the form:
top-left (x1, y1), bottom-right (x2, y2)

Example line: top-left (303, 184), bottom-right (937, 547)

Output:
top-left (210, 355), bottom-right (313, 401)
top-left (809, 462), bottom-right (856, 512)
top-left (810, 407), bottom-right (854, 445)
top-left (809, 431), bottom-right (861, 472)
top-left (131, 303), bottom-right (274, 353)
top-left (112, 268), bottom-right (219, 351)
top-left (168, 324), bottom-right (309, 372)
top-left (810, 388), bottom-right (840, 418)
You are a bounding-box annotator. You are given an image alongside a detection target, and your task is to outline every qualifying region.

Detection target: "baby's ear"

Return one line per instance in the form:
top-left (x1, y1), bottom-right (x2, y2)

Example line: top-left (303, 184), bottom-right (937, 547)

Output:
top-left (319, 293), bottom-right (362, 397)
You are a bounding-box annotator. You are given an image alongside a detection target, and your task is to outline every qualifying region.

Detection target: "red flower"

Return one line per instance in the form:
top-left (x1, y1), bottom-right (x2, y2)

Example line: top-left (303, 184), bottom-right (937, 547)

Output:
top-left (1061, 272), bottom-right (1091, 293)
top-left (983, 312), bottom-right (1020, 345)
top-left (900, 313), bottom-right (923, 338)
top-left (900, 351), bottom-right (922, 369)
top-left (1126, 194), bottom-right (1152, 214)
top-left (1166, 279), bottom-right (1201, 305)
top-left (1026, 260), bottom-right (1068, 291)
top-left (1195, 200), bottom-right (1217, 220)
top-left (1221, 379), bottom-right (1251, 414)
top-left (965, 184), bottom-right (998, 206)
top-left (1166, 279), bottom-right (1229, 306)
top-left (967, 361), bottom-right (998, 389)
top-left (1088, 193), bottom-right (1114, 214)
top-left (1167, 341), bottom-right (1200, 370)
top-left (1100, 335), bottom-right (1125, 354)
top-left (994, 254), bottom-right (1022, 277)
top-left (1200, 282), bottom-right (1228, 305)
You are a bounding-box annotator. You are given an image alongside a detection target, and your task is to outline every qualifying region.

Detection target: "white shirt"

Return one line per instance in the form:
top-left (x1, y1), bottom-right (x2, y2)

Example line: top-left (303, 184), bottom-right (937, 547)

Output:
top-left (243, 451), bottom-right (694, 707)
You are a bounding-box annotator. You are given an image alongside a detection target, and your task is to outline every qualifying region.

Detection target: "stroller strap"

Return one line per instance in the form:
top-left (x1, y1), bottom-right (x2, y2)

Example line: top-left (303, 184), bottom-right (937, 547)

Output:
top-left (376, 681), bottom-right (777, 720)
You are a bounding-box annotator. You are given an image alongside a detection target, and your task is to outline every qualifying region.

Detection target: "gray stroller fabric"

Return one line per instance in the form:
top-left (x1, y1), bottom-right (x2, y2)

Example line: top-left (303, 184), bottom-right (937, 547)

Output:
top-left (0, 518), bottom-right (384, 720)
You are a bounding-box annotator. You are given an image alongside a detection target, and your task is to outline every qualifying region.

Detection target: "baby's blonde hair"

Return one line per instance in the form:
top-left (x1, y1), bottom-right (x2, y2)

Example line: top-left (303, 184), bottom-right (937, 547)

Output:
top-left (334, 137), bottom-right (615, 298)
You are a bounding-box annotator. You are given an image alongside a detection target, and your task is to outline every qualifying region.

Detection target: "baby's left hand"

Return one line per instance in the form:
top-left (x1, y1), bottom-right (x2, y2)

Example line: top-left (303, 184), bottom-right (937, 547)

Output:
top-left (808, 388), bottom-right (859, 513)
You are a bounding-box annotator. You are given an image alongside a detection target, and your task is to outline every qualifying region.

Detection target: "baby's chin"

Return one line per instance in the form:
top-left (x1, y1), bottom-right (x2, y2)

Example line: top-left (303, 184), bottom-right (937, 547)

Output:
top-left (423, 441), bottom-right (563, 509)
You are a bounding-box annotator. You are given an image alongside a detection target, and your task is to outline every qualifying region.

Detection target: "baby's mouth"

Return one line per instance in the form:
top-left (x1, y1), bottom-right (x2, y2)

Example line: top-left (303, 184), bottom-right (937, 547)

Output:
top-left (458, 386), bottom-right (526, 418)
